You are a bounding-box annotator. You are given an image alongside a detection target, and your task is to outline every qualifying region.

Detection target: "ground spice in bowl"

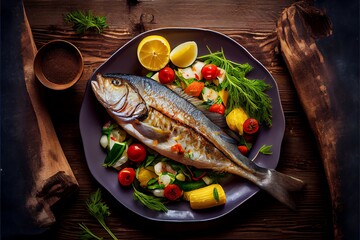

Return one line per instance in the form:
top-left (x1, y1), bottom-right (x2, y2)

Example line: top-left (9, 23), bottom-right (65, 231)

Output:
top-left (34, 40), bottom-right (83, 90)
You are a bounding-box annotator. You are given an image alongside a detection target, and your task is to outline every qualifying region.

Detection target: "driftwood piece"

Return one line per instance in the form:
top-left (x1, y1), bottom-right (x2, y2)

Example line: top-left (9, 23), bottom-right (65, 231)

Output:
top-left (276, 2), bottom-right (342, 239)
top-left (21, 2), bottom-right (79, 228)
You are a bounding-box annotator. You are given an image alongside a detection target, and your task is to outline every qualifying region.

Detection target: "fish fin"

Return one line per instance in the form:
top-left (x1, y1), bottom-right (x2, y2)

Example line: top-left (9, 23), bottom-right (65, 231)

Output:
top-left (132, 120), bottom-right (171, 141)
top-left (259, 169), bottom-right (305, 210)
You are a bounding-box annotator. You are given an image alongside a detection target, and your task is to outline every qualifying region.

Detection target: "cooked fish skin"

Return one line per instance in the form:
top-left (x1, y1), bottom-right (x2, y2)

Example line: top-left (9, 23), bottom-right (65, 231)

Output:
top-left (91, 73), bottom-right (305, 209)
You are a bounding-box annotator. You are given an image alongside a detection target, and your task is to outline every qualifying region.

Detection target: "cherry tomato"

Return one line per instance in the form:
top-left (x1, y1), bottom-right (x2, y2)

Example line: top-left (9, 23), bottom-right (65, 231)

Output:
top-left (164, 184), bottom-right (183, 201)
top-left (158, 67), bottom-right (175, 84)
top-left (118, 168), bottom-right (136, 186)
top-left (127, 143), bottom-right (147, 163)
top-left (209, 103), bottom-right (225, 115)
top-left (243, 118), bottom-right (259, 135)
top-left (201, 64), bottom-right (219, 81)
top-left (237, 145), bottom-right (249, 156)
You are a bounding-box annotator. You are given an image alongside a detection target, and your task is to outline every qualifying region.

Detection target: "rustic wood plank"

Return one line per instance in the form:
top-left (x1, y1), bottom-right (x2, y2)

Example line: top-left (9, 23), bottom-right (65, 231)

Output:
top-left (18, 0), bottom-right (333, 239)
top-left (276, 2), bottom-right (342, 239)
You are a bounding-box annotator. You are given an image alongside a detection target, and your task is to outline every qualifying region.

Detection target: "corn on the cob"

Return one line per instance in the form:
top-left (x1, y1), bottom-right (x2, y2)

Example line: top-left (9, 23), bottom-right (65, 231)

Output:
top-left (183, 184), bottom-right (226, 209)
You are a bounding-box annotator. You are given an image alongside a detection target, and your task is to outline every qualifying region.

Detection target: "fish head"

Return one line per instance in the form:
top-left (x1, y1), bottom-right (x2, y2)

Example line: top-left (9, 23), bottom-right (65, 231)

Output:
top-left (91, 74), bottom-right (148, 122)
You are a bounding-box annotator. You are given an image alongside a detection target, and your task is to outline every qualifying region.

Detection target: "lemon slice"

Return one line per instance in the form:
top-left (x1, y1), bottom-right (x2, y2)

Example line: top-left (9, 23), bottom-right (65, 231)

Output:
top-left (170, 41), bottom-right (198, 68)
top-left (137, 35), bottom-right (171, 71)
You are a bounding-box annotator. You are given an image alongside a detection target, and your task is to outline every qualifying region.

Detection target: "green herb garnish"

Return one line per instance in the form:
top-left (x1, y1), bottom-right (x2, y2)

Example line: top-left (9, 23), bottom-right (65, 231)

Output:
top-left (80, 189), bottom-right (118, 240)
top-left (64, 10), bottom-right (107, 34)
top-left (133, 185), bottom-right (168, 212)
top-left (198, 49), bottom-right (272, 126)
top-left (259, 145), bottom-right (273, 155)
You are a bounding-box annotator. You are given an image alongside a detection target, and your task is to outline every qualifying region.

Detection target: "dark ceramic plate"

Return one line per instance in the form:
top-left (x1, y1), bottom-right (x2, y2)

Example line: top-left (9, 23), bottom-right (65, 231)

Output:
top-left (79, 28), bottom-right (285, 222)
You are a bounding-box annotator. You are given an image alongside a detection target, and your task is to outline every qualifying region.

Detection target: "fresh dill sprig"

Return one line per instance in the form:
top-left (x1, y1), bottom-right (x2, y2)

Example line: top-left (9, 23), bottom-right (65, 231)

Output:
top-left (81, 189), bottom-right (119, 240)
top-left (64, 10), bottom-right (108, 34)
top-left (198, 49), bottom-right (272, 127)
top-left (133, 185), bottom-right (168, 212)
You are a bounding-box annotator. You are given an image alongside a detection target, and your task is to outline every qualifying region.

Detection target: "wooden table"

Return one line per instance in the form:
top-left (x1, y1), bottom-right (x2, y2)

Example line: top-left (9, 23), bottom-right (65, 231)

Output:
top-left (3, 0), bottom-right (358, 239)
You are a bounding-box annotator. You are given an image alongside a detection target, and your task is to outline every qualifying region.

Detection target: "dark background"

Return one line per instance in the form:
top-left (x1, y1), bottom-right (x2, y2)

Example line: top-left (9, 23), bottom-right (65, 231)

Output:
top-left (314, 0), bottom-right (359, 239)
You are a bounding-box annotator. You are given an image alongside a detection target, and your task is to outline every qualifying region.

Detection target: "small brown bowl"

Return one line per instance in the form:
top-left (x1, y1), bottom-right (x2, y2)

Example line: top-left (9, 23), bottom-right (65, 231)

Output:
top-left (34, 40), bottom-right (84, 90)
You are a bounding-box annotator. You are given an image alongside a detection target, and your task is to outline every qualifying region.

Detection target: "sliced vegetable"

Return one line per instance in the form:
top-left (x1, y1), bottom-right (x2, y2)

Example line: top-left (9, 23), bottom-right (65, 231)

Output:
top-left (158, 172), bottom-right (176, 186)
top-left (118, 168), bottom-right (136, 186)
top-left (99, 135), bottom-right (108, 148)
top-left (103, 142), bottom-right (126, 167)
top-left (202, 87), bottom-right (219, 102)
top-left (137, 168), bottom-right (158, 187)
top-left (201, 176), bottom-right (214, 185)
top-left (154, 161), bottom-right (177, 175)
top-left (185, 184), bottom-right (226, 209)
top-left (178, 61), bottom-right (205, 80)
top-left (127, 143), bottom-right (147, 163)
top-left (175, 179), bottom-right (207, 192)
top-left (152, 189), bottom-right (165, 197)
top-left (158, 66), bottom-right (175, 84)
top-left (175, 173), bottom-right (186, 181)
top-left (163, 184), bottom-right (183, 201)
top-left (218, 89), bottom-right (229, 106)
top-left (184, 81), bottom-right (205, 97)
top-left (209, 103), bottom-right (225, 115)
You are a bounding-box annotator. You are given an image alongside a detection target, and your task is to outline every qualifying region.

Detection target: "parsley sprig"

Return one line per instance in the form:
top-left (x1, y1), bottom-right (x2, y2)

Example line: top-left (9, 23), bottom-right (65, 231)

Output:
top-left (79, 189), bottom-right (118, 240)
top-left (64, 10), bottom-right (107, 34)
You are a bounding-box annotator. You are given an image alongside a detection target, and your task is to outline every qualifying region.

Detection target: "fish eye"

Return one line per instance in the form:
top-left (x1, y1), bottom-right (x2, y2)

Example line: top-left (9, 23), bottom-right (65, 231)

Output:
top-left (112, 79), bottom-right (121, 86)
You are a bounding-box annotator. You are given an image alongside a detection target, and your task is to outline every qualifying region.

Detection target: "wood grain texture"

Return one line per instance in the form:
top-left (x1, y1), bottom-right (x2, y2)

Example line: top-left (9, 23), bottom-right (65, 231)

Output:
top-left (276, 2), bottom-right (341, 239)
top-left (19, 0), bottom-right (333, 239)
top-left (21, 2), bottom-right (79, 228)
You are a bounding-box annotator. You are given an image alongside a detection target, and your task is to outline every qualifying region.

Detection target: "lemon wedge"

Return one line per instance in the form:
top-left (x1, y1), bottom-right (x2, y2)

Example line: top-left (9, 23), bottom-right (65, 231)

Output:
top-left (137, 35), bottom-right (171, 71)
top-left (170, 41), bottom-right (198, 68)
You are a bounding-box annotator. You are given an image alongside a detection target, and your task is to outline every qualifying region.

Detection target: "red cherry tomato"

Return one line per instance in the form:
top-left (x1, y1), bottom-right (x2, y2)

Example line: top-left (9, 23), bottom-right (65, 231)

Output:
top-left (209, 103), bottom-right (225, 115)
top-left (201, 64), bottom-right (219, 81)
top-left (237, 145), bottom-right (249, 156)
top-left (164, 184), bottom-right (183, 201)
top-left (158, 67), bottom-right (175, 84)
top-left (243, 118), bottom-right (259, 135)
top-left (127, 143), bottom-right (147, 163)
top-left (118, 167), bottom-right (136, 186)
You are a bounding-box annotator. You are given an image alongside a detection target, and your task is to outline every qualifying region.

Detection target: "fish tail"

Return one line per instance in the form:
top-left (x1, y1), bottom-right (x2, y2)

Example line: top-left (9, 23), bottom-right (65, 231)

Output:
top-left (259, 169), bottom-right (305, 210)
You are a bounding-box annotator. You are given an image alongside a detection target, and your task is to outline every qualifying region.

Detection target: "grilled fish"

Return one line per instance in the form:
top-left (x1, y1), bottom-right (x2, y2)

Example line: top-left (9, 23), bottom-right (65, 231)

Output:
top-left (91, 73), bottom-right (304, 209)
